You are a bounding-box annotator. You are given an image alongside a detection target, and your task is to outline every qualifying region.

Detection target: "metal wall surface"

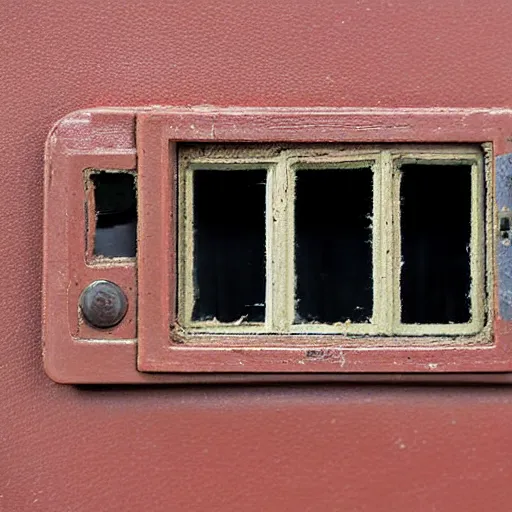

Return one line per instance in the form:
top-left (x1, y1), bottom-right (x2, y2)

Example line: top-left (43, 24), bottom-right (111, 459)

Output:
top-left (3, 1), bottom-right (512, 510)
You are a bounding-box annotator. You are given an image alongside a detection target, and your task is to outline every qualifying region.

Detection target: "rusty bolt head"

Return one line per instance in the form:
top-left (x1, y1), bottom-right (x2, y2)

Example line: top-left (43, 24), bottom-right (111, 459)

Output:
top-left (79, 280), bottom-right (128, 329)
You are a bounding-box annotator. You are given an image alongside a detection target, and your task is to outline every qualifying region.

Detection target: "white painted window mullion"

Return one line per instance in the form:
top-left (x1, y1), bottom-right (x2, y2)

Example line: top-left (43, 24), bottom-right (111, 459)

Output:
top-left (374, 151), bottom-right (398, 335)
top-left (266, 153), bottom-right (295, 332)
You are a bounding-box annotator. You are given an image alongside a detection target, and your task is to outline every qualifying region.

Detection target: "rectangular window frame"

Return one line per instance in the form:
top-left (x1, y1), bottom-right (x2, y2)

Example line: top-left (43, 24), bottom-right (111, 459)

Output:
top-left (391, 150), bottom-right (487, 336)
top-left (177, 143), bottom-right (489, 339)
top-left (133, 107), bottom-right (512, 376)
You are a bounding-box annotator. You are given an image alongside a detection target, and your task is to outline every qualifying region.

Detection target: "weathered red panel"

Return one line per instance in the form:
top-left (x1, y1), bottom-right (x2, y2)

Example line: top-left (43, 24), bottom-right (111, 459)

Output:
top-left (4, 1), bottom-right (512, 510)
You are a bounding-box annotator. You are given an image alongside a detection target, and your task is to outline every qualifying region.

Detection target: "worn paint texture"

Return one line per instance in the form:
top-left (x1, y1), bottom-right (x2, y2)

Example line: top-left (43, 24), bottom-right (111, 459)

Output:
top-left (496, 154), bottom-right (512, 320)
top-left (5, 0), bottom-right (512, 510)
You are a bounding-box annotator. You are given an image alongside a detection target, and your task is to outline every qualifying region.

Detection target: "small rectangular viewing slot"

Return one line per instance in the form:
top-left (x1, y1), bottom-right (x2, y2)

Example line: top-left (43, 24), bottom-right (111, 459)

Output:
top-left (91, 172), bottom-right (137, 258)
top-left (400, 163), bottom-right (472, 324)
top-left (192, 169), bottom-right (267, 323)
top-left (294, 167), bottom-right (374, 324)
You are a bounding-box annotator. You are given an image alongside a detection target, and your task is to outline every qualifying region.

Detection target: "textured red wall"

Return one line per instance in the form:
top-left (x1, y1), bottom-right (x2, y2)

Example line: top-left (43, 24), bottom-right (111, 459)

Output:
top-left (3, 1), bottom-right (512, 510)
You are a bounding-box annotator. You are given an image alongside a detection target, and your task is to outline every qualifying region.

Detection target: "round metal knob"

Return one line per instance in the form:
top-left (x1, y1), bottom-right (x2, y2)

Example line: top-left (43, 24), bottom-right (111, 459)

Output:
top-left (79, 280), bottom-right (128, 329)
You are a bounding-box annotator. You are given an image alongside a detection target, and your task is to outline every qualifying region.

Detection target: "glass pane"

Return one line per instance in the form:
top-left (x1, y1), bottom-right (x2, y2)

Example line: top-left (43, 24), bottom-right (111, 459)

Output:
top-left (92, 172), bottom-right (137, 258)
top-left (400, 164), bottom-right (472, 324)
top-left (192, 169), bottom-right (266, 323)
top-left (295, 168), bottom-right (373, 324)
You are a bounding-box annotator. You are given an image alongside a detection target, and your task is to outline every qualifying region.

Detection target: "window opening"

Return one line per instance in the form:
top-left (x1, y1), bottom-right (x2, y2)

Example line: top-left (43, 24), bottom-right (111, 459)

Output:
top-left (91, 172), bottom-right (137, 258)
top-left (295, 167), bottom-right (373, 324)
top-left (400, 164), bottom-right (472, 324)
top-left (192, 169), bottom-right (267, 323)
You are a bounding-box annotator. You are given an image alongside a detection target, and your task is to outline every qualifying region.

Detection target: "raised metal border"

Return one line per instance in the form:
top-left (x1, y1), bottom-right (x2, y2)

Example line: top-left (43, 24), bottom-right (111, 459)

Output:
top-left (43, 107), bottom-right (512, 382)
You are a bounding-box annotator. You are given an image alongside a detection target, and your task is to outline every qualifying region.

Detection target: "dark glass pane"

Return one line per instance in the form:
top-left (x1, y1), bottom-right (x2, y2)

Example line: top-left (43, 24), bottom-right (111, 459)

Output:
top-left (92, 172), bottom-right (137, 258)
top-left (400, 164), bottom-right (472, 324)
top-left (192, 170), bottom-right (266, 323)
top-left (295, 168), bottom-right (373, 324)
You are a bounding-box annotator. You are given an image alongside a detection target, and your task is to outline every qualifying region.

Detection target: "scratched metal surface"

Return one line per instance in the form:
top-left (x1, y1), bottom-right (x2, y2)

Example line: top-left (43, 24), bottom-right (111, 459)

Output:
top-left (496, 154), bottom-right (512, 319)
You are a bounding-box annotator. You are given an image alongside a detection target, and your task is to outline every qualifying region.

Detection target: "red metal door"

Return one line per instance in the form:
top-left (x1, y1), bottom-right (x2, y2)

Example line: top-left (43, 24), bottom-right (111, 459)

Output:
top-left (3, 1), bottom-right (512, 510)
